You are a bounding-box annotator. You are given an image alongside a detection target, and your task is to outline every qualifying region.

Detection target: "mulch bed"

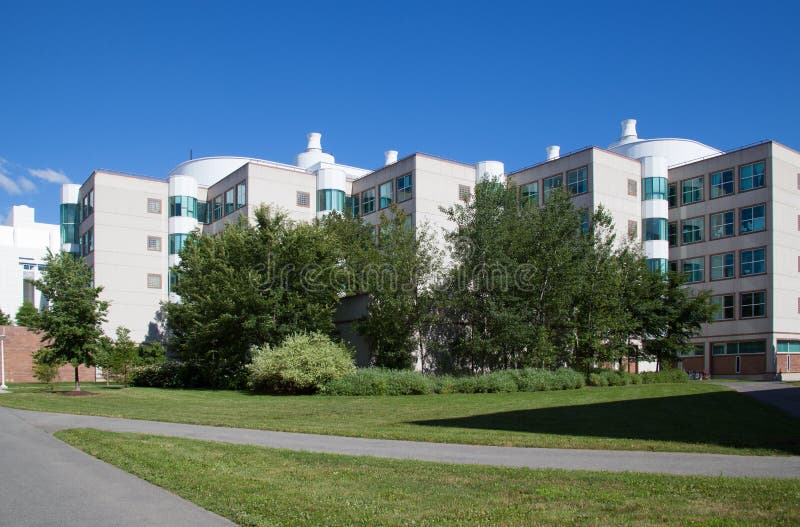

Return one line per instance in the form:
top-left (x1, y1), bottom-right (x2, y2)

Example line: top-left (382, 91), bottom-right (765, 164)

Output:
top-left (56, 390), bottom-right (99, 396)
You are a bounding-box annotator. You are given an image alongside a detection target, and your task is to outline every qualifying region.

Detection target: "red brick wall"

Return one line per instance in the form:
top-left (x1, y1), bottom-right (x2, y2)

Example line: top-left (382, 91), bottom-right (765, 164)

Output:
top-left (1, 325), bottom-right (97, 383)
top-left (777, 354), bottom-right (800, 373)
top-left (679, 356), bottom-right (705, 373)
top-left (711, 353), bottom-right (766, 375)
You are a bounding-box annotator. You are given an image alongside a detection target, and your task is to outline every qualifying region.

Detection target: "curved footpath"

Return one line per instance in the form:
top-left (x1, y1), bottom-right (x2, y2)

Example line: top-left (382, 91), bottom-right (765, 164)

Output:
top-left (4, 406), bottom-right (800, 480)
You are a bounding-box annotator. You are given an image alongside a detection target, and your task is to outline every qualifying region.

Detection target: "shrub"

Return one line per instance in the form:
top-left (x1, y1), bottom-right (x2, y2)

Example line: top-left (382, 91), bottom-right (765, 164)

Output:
top-left (451, 372), bottom-right (518, 394)
top-left (33, 359), bottom-right (61, 391)
top-left (323, 368), bottom-right (434, 396)
top-left (132, 360), bottom-right (204, 388)
top-left (554, 368), bottom-right (585, 389)
top-left (587, 372), bottom-right (607, 387)
top-left (248, 332), bottom-right (355, 394)
top-left (641, 368), bottom-right (689, 384)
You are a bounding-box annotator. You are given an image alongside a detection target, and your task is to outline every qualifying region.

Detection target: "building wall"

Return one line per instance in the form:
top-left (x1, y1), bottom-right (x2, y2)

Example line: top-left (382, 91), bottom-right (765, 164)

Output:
top-left (0, 325), bottom-right (97, 383)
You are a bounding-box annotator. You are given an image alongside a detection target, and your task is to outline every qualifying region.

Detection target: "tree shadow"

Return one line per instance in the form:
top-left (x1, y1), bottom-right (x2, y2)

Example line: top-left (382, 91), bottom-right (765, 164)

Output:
top-left (410, 390), bottom-right (800, 454)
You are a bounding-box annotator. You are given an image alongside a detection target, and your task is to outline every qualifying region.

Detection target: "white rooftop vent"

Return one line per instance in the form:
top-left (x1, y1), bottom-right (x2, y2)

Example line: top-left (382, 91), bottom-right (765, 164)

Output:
top-left (620, 119), bottom-right (638, 140)
top-left (546, 145), bottom-right (560, 161)
top-left (384, 150), bottom-right (398, 166)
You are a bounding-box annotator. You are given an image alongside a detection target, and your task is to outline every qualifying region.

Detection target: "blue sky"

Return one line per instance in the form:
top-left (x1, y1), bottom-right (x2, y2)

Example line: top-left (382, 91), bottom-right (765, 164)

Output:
top-left (1, 0), bottom-right (798, 225)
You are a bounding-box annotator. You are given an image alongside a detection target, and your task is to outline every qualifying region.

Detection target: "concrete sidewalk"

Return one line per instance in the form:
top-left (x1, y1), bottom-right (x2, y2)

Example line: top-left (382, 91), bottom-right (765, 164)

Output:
top-left (710, 381), bottom-right (800, 418)
top-left (8, 407), bottom-right (800, 479)
top-left (0, 407), bottom-right (235, 527)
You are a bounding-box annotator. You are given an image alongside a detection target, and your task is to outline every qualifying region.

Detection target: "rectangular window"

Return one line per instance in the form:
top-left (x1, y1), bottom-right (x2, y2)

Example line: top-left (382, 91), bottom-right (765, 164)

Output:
top-left (740, 291), bottom-right (766, 318)
top-left (458, 184), bottom-right (471, 201)
top-left (710, 210), bottom-right (734, 239)
top-left (296, 191), bottom-right (310, 208)
top-left (627, 178), bottom-right (637, 197)
top-left (147, 198), bottom-right (162, 214)
top-left (379, 181), bottom-right (393, 209)
top-left (740, 247), bottom-right (766, 276)
top-left (740, 204), bottom-right (765, 234)
top-left (668, 221), bottom-right (678, 247)
top-left (579, 210), bottom-right (590, 234)
top-left (213, 195), bottom-right (223, 221)
top-left (739, 161), bottom-right (765, 191)
top-left (710, 169), bottom-right (734, 198)
top-left (520, 182), bottom-right (538, 207)
top-left (349, 194), bottom-right (359, 217)
top-left (396, 174), bottom-right (412, 202)
top-left (682, 257), bottom-right (704, 283)
top-left (224, 188), bottom-right (235, 215)
top-left (361, 188), bottom-right (376, 214)
top-left (711, 295), bottom-right (735, 321)
top-left (147, 273), bottom-right (162, 289)
top-left (710, 253), bottom-right (734, 280)
top-left (567, 167), bottom-right (588, 195)
top-left (643, 177), bottom-right (668, 200)
top-left (681, 217), bottom-right (704, 244)
top-left (236, 182), bottom-right (247, 209)
top-left (644, 218), bottom-right (667, 241)
top-left (543, 174), bottom-right (562, 200)
top-left (147, 236), bottom-right (161, 252)
top-left (668, 182), bottom-right (677, 208)
top-left (627, 220), bottom-right (638, 239)
top-left (777, 340), bottom-right (800, 353)
top-left (668, 260), bottom-right (678, 273)
top-left (681, 176), bottom-right (704, 205)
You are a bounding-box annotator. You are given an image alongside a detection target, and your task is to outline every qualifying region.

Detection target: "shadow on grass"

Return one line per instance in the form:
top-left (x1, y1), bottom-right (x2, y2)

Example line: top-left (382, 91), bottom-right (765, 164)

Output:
top-left (411, 389), bottom-right (800, 454)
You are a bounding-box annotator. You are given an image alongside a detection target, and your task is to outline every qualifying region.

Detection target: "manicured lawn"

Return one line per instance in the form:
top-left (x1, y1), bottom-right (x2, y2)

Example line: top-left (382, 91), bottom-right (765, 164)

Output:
top-left (57, 429), bottom-right (800, 527)
top-left (4, 382), bottom-right (799, 455)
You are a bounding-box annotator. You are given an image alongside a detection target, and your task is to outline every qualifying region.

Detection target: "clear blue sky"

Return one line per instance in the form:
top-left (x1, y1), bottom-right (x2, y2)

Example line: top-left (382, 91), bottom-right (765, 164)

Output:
top-left (2, 0), bottom-right (798, 225)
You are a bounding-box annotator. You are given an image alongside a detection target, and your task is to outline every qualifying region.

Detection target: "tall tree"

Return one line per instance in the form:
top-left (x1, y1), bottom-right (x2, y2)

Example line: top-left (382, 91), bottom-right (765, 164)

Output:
top-left (15, 300), bottom-right (40, 327)
top-left (31, 250), bottom-right (109, 391)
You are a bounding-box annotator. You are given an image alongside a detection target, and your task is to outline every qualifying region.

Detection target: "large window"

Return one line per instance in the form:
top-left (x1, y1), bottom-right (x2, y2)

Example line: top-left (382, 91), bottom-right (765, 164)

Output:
top-left (396, 174), bottom-right (412, 202)
top-left (710, 253), bottom-right (734, 280)
top-left (224, 188), bottom-right (235, 215)
top-left (567, 167), bottom-right (588, 195)
top-left (213, 195), bottom-right (223, 221)
top-left (740, 247), bottom-right (766, 276)
top-left (236, 182), bottom-right (247, 209)
top-left (348, 194), bottom-right (359, 217)
top-left (681, 176), bottom-right (704, 205)
top-left (740, 204), bottom-right (765, 233)
top-left (643, 177), bottom-right (668, 200)
top-left (169, 233), bottom-right (188, 255)
top-left (81, 189), bottom-right (95, 220)
top-left (317, 189), bottom-right (345, 213)
top-left (713, 341), bottom-right (766, 355)
top-left (668, 182), bottom-right (677, 208)
top-left (682, 257), bottom-right (704, 283)
top-left (644, 218), bottom-right (667, 241)
top-left (710, 169), bottom-right (734, 198)
top-left (361, 188), bottom-right (376, 215)
top-left (647, 258), bottom-right (667, 274)
top-left (777, 341), bottom-right (800, 353)
top-left (379, 181), bottom-right (393, 209)
top-left (740, 161), bottom-right (765, 191)
top-left (711, 295), bottom-right (735, 321)
top-left (520, 182), bottom-right (538, 207)
top-left (710, 210), bottom-right (734, 239)
top-left (668, 221), bottom-right (678, 247)
top-left (543, 174), bottom-right (562, 200)
top-left (740, 291), bottom-right (766, 318)
top-left (169, 196), bottom-right (198, 218)
top-left (197, 201), bottom-right (210, 224)
top-left (681, 217), bottom-right (704, 244)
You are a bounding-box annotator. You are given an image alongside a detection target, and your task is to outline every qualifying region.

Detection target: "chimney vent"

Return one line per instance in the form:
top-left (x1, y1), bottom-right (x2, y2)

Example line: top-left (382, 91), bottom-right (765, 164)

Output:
top-left (546, 145), bottom-right (560, 160)
top-left (620, 119), bottom-right (638, 140)
top-left (306, 132), bottom-right (322, 151)
top-left (384, 150), bottom-right (398, 166)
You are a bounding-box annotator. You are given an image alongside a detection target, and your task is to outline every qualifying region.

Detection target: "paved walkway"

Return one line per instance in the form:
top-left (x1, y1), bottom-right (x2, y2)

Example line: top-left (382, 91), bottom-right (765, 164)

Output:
top-left (710, 381), bottom-right (800, 418)
top-left (0, 407), bottom-right (236, 527)
top-left (7, 407), bottom-right (800, 479)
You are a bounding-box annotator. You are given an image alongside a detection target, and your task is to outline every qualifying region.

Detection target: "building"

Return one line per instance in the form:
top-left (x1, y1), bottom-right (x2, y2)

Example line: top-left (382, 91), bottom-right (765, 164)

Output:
top-left (59, 122), bottom-right (800, 379)
top-left (0, 205), bottom-right (60, 321)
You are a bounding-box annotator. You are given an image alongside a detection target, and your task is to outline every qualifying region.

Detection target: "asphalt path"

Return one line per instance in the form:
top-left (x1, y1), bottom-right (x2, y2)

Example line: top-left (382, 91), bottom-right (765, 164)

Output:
top-left (709, 381), bottom-right (800, 418)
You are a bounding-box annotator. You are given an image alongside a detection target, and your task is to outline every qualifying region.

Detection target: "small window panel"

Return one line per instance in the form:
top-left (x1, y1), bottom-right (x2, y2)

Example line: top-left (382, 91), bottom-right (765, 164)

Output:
top-left (147, 198), bottom-right (162, 214)
top-left (147, 236), bottom-right (162, 252)
top-left (296, 191), bottom-right (310, 208)
top-left (147, 273), bottom-right (162, 289)
top-left (458, 184), bottom-right (471, 201)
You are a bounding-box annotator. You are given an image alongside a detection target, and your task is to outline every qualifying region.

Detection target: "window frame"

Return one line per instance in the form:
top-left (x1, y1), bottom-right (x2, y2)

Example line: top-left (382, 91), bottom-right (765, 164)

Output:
top-left (520, 181), bottom-right (539, 207)
top-left (709, 168), bottom-right (735, 199)
top-left (682, 256), bottom-right (705, 284)
top-left (709, 210), bottom-right (735, 240)
top-left (710, 294), bottom-right (735, 321)
top-left (667, 182), bottom-right (678, 208)
top-left (147, 198), bottom-right (162, 215)
top-left (739, 160), bottom-right (766, 193)
top-left (296, 191), bottom-right (310, 208)
top-left (681, 216), bottom-right (705, 244)
top-left (740, 247), bottom-right (766, 277)
top-left (739, 203), bottom-right (766, 235)
top-left (236, 182), bottom-right (247, 209)
top-left (567, 166), bottom-right (588, 195)
top-left (668, 221), bottom-right (678, 247)
top-left (543, 174), bottom-right (563, 200)
top-left (146, 273), bottom-right (162, 290)
top-left (378, 180), bottom-right (394, 210)
top-left (681, 175), bottom-right (704, 205)
top-left (709, 251), bottom-right (735, 281)
top-left (739, 290), bottom-right (766, 319)
top-left (396, 173), bottom-right (413, 203)
top-left (361, 187), bottom-right (376, 215)
top-left (146, 236), bottom-right (162, 252)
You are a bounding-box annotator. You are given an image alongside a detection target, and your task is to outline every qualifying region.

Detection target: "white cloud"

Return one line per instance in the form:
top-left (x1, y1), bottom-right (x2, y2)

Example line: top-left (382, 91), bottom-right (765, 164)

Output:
top-left (0, 170), bottom-right (22, 194)
top-left (17, 176), bottom-right (37, 193)
top-left (28, 167), bottom-right (70, 184)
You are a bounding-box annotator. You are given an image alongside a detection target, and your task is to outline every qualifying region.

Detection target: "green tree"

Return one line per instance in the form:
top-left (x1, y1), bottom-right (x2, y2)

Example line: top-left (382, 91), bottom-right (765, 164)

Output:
top-left (0, 308), bottom-right (10, 325)
top-left (15, 300), bottom-right (40, 327)
top-left (31, 250), bottom-right (109, 391)
top-left (138, 341), bottom-right (166, 365)
top-left (107, 327), bottom-right (138, 385)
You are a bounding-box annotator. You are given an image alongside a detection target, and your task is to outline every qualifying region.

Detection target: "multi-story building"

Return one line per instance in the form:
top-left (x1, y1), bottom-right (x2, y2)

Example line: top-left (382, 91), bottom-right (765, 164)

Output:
top-left (59, 121), bottom-right (800, 379)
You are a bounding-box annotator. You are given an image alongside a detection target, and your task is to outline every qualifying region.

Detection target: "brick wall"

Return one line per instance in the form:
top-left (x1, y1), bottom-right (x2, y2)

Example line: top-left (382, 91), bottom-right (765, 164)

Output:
top-left (711, 353), bottom-right (766, 376)
top-left (777, 354), bottom-right (800, 373)
top-left (0, 325), bottom-right (97, 383)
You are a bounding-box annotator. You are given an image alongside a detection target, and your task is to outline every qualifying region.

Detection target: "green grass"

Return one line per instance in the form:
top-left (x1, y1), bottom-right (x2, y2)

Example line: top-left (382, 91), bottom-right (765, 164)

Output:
top-left (57, 429), bottom-right (800, 527)
top-left (3, 382), bottom-right (799, 455)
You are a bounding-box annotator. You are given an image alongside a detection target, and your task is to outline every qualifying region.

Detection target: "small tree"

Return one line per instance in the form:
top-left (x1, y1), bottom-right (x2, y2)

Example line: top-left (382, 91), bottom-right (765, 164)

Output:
top-left (15, 300), bottom-right (40, 327)
top-left (138, 341), bottom-right (166, 365)
top-left (32, 352), bottom-right (62, 391)
top-left (109, 327), bottom-right (138, 386)
top-left (31, 250), bottom-right (109, 391)
top-left (0, 308), bottom-right (11, 325)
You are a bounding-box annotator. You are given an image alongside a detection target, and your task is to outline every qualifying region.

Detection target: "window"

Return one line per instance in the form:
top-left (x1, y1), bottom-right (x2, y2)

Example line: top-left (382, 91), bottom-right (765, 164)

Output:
top-left (169, 234), bottom-right (188, 255)
top-left (81, 189), bottom-right (95, 219)
top-left (710, 253), bottom-right (734, 280)
top-left (379, 181), bottom-right (393, 209)
top-left (627, 220), bottom-right (638, 239)
top-left (740, 247), bottom-right (766, 276)
top-left (710, 169), bottom-right (734, 198)
top-left (647, 258), bottom-right (667, 274)
top-left (668, 260), bottom-right (679, 273)
top-left (667, 182), bottom-right (677, 208)
top-left (681, 176), bottom-right (704, 205)
top-left (567, 167), bottom-right (588, 195)
top-left (739, 161), bottom-right (765, 191)
top-left (520, 182), bottom-right (538, 207)
top-left (348, 194), bottom-right (359, 217)
top-left (147, 273), bottom-right (162, 289)
top-left (317, 189), bottom-right (345, 213)
top-left (169, 196), bottom-right (198, 218)
top-left (296, 191), bottom-right (310, 208)
top-left (147, 236), bottom-right (162, 252)
top-left (236, 182), bottom-right (246, 209)
top-left (710, 210), bottom-right (734, 239)
top-left (777, 341), bottom-right (800, 353)
top-left (213, 195), bottom-right (223, 221)
top-left (682, 257), bottom-right (704, 283)
top-left (678, 344), bottom-right (704, 357)
top-left (740, 204), bottom-right (765, 234)
top-left (740, 291), bottom-right (766, 318)
top-left (147, 198), bottom-right (162, 214)
top-left (579, 210), bottom-right (590, 234)
top-left (712, 342), bottom-right (766, 355)
top-left (458, 184), bottom-right (471, 201)
top-left (643, 218), bottom-right (667, 241)
top-left (627, 178), bottom-right (637, 197)
top-left (711, 295), bottom-right (735, 321)
top-left (396, 174), bottom-right (412, 202)
top-left (668, 222), bottom-right (678, 247)
top-left (543, 175), bottom-right (562, 200)
top-left (80, 227), bottom-right (95, 256)
top-left (681, 217), bottom-right (704, 244)
top-left (643, 177), bottom-right (668, 200)
top-left (224, 188), bottom-right (235, 214)
top-left (361, 188), bottom-right (375, 214)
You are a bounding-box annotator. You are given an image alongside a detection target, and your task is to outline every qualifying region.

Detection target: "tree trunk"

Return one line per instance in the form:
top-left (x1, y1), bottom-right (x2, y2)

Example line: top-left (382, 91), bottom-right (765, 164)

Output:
top-left (74, 365), bottom-right (80, 392)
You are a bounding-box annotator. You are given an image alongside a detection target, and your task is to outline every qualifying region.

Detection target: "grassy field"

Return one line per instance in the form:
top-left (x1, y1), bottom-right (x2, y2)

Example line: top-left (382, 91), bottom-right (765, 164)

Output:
top-left (57, 429), bottom-right (800, 527)
top-left (3, 382), bottom-right (799, 455)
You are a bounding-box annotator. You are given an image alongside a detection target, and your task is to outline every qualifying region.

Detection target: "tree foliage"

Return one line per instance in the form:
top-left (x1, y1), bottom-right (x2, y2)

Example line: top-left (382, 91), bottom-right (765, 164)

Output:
top-left (0, 308), bottom-right (10, 326)
top-left (94, 327), bottom-right (139, 386)
top-left (15, 300), bottom-right (40, 327)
